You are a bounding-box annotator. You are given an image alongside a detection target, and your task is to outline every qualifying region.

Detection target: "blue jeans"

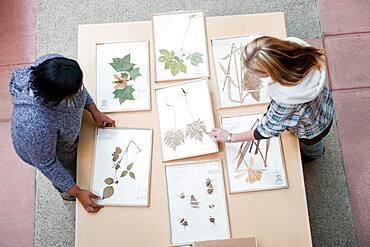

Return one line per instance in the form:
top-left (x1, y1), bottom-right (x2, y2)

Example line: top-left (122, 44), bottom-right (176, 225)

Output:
top-left (300, 140), bottom-right (324, 159)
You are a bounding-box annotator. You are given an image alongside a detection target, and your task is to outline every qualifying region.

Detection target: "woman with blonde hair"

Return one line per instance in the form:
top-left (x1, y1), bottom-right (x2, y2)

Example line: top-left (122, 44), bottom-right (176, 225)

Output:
top-left (209, 36), bottom-right (334, 161)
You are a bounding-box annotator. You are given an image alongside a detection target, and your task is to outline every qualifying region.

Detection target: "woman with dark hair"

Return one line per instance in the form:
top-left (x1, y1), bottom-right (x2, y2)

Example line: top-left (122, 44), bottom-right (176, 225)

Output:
top-left (10, 54), bottom-right (114, 213)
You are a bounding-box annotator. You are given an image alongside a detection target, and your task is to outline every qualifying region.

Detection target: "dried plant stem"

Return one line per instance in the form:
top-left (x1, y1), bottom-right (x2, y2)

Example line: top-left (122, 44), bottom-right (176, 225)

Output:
top-left (182, 88), bottom-right (194, 121)
top-left (166, 103), bottom-right (177, 129)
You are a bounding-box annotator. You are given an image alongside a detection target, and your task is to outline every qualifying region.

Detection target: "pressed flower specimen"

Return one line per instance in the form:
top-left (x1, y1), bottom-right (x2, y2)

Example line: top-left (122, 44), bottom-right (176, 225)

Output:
top-left (109, 54), bottom-right (141, 104)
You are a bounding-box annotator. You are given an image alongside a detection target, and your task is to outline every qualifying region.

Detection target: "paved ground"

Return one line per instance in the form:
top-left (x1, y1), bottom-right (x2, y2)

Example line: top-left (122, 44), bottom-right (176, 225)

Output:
top-left (1, 0), bottom-right (370, 246)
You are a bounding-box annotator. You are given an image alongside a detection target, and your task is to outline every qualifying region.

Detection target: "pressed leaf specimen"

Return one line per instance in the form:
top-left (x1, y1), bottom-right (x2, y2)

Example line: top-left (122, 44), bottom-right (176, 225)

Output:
top-left (205, 178), bottom-right (214, 195)
top-left (109, 54), bottom-right (142, 104)
top-left (232, 118), bottom-right (270, 184)
top-left (163, 103), bottom-right (185, 150)
top-left (179, 217), bottom-right (188, 228)
top-left (182, 88), bottom-right (207, 142)
top-left (209, 216), bottom-right (216, 224)
top-left (102, 141), bottom-right (141, 200)
top-left (218, 44), bottom-right (263, 104)
top-left (190, 194), bottom-right (200, 209)
top-left (157, 14), bottom-right (204, 77)
top-left (103, 186), bottom-right (114, 200)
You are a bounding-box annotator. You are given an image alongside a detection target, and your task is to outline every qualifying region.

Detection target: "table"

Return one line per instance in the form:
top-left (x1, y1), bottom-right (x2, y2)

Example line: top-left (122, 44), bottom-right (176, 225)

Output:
top-left (76, 12), bottom-right (312, 247)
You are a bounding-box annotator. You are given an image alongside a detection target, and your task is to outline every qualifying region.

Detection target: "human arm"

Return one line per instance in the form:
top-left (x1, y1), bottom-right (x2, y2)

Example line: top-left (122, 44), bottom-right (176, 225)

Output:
top-left (209, 101), bottom-right (297, 143)
top-left (83, 88), bottom-right (115, 128)
top-left (16, 124), bottom-right (102, 213)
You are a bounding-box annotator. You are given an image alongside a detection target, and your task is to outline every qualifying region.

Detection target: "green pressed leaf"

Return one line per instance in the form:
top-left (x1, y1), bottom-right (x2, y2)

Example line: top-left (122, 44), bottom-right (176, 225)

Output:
top-left (179, 62), bottom-right (187, 73)
top-left (129, 172), bottom-right (136, 180)
top-left (129, 68), bottom-right (141, 80)
top-left (113, 85), bottom-right (135, 104)
top-left (159, 49), bottom-right (171, 57)
top-left (187, 52), bottom-right (204, 66)
top-left (158, 56), bottom-right (167, 62)
top-left (109, 54), bottom-right (135, 72)
top-left (120, 72), bottom-right (129, 80)
top-left (127, 162), bottom-right (133, 170)
top-left (102, 186), bottom-right (114, 200)
top-left (170, 64), bottom-right (179, 76)
top-left (121, 170), bottom-right (128, 177)
top-left (158, 49), bottom-right (187, 76)
top-left (104, 177), bottom-right (114, 185)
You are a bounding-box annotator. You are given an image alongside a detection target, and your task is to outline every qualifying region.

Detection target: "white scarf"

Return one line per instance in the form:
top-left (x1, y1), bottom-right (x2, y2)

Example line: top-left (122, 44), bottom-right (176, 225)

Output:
top-left (261, 37), bottom-right (327, 104)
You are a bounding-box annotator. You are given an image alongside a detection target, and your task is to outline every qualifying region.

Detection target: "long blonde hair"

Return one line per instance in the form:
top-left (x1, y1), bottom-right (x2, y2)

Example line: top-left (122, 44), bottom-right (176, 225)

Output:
top-left (242, 36), bottom-right (325, 86)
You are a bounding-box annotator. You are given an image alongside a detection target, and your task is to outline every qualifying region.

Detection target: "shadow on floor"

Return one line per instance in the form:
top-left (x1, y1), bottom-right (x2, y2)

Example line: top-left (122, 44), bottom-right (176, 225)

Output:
top-left (303, 120), bottom-right (359, 246)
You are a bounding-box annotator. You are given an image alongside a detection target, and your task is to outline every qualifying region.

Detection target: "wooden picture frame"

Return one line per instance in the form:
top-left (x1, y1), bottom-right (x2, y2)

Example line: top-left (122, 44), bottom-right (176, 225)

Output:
top-left (164, 159), bottom-right (231, 246)
top-left (221, 113), bottom-right (288, 193)
top-left (211, 33), bottom-right (270, 109)
top-left (155, 78), bottom-right (219, 161)
top-left (96, 40), bottom-right (151, 113)
top-left (90, 127), bottom-right (153, 206)
top-left (152, 11), bottom-right (210, 82)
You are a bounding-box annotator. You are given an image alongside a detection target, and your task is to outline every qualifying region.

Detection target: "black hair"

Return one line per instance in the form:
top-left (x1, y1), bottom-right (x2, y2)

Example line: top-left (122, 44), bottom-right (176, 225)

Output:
top-left (30, 57), bottom-right (83, 105)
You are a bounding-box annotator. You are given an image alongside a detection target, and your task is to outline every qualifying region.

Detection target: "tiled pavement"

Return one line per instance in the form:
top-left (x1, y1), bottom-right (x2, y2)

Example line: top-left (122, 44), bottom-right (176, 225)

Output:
top-left (317, 0), bottom-right (370, 245)
top-left (0, 0), bottom-right (36, 247)
top-left (0, 0), bottom-right (369, 246)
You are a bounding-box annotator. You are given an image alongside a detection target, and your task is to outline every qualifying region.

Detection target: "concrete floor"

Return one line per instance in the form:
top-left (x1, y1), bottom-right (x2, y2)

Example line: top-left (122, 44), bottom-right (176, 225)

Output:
top-left (34, 1), bottom-right (359, 247)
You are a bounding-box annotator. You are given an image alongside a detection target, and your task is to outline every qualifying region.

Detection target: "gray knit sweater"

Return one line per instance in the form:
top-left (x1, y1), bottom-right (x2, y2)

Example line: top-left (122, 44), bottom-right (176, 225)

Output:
top-left (10, 54), bottom-right (94, 192)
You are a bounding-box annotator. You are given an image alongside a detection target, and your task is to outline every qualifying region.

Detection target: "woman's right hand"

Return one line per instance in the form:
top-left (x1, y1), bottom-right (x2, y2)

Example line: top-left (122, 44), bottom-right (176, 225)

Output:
top-left (68, 185), bottom-right (103, 213)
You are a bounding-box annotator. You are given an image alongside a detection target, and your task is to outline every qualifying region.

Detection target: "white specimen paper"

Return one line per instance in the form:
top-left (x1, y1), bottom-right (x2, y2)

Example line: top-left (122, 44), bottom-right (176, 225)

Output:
top-left (91, 128), bottom-right (152, 206)
top-left (221, 113), bottom-right (288, 193)
top-left (96, 41), bottom-right (150, 112)
top-left (212, 34), bottom-right (270, 108)
top-left (153, 11), bottom-right (209, 81)
top-left (165, 160), bottom-right (230, 245)
top-left (155, 79), bottom-right (218, 161)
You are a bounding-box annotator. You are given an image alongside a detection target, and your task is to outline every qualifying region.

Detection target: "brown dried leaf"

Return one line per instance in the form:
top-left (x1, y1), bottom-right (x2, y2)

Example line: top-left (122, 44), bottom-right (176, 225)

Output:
top-left (102, 186), bottom-right (114, 200)
top-left (245, 167), bottom-right (263, 184)
top-left (243, 72), bottom-right (262, 101)
top-left (164, 129), bottom-right (185, 151)
top-left (190, 194), bottom-right (199, 208)
top-left (104, 177), bottom-right (114, 185)
top-left (127, 162), bottom-right (133, 170)
top-left (186, 119), bottom-right (206, 141)
top-left (112, 147), bottom-right (122, 162)
top-left (121, 170), bottom-right (128, 177)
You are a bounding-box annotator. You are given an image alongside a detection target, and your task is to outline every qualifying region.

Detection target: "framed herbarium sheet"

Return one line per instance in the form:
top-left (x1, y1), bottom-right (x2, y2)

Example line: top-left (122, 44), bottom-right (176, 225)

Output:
top-left (91, 128), bottom-right (153, 206)
top-left (211, 34), bottom-right (270, 108)
top-left (155, 79), bottom-right (218, 161)
top-left (221, 113), bottom-right (288, 193)
top-left (152, 11), bottom-right (210, 82)
top-left (96, 40), bottom-right (150, 113)
top-left (165, 160), bottom-right (230, 246)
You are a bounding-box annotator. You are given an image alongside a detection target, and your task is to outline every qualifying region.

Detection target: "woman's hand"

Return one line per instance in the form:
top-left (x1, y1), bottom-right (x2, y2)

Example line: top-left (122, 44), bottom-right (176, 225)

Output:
top-left (67, 185), bottom-right (103, 213)
top-left (92, 111), bottom-right (116, 128)
top-left (87, 103), bottom-right (116, 128)
top-left (208, 128), bottom-right (232, 142)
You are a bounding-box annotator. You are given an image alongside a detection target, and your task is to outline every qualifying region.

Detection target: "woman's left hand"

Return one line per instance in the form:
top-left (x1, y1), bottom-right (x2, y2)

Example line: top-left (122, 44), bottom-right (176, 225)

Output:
top-left (208, 128), bottom-right (231, 142)
top-left (92, 112), bottom-right (116, 128)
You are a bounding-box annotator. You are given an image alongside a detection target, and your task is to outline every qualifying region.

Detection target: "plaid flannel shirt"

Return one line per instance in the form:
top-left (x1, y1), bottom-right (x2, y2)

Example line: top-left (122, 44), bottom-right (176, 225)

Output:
top-left (255, 86), bottom-right (334, 140)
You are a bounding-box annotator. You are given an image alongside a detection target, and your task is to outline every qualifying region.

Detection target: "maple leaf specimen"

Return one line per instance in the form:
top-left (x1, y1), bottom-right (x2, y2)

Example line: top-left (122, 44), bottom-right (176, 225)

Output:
top-left (186, 119), bottom-right (206, 141)
top-left (109, 54), bottom-right (141, 104)
top-left (164, 129), bottom-right (185, 151)
top-left (113, 85), bottom-right (135, 104)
